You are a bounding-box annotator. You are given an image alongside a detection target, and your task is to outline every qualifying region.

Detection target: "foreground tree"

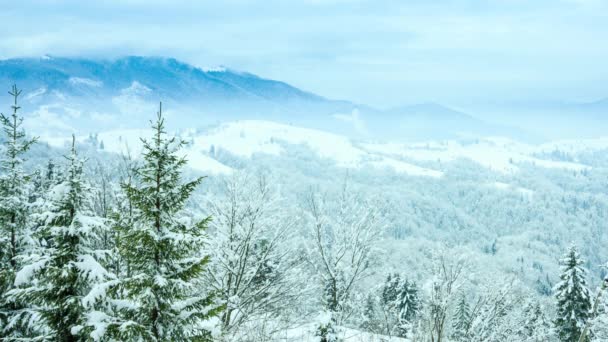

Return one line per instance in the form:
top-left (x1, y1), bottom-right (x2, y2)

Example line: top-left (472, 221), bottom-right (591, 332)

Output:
top-left (360, 293), bottom-right (381, 334)
top-left (204, 173), bottom-right (303, 338)
top-left (468, 281), bottom-right (523, 341)
top-left (580, 264), bottom-right (608, 342)
top-left (0, 85), bottom-right (37, 338)
top-left (451, 292), bottom-right (471, 341)
top-left (99, 104), bottom-right (222, 341)
top-left (423, 252), bottom-right (466, 342)
top-left (303, 181), bottom-right (382, 340)
top-left (10, 137), bottom-right (111, 341)
top-left (518, 301), bottom-right (553, 342)
top-left (554, 245), bottom-right (592, 342)
top-left (379, 273), bottom-right (421, 338)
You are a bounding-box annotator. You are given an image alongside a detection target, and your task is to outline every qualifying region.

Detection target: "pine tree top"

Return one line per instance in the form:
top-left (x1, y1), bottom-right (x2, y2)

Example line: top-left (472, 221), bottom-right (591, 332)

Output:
top-left (0, 85), bottom-right (37, 171)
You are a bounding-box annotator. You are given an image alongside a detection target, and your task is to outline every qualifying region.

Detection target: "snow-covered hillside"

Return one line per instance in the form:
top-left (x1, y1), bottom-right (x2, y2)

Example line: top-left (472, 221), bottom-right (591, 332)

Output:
top-left (42, 120), bottom-right (603, 178)
top-left (43, 120), bottom-right (444, 178)
top-left (3, 56), bottom-right (534, 141)
top-left (363, 137), bottom-right (591, 173)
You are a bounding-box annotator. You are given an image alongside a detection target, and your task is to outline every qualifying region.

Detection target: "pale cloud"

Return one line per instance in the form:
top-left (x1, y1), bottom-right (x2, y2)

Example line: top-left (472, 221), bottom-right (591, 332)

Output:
top-left (23, 104), bottom-right (76, 136)
top-left (0, 0), bottom-right (607, 107)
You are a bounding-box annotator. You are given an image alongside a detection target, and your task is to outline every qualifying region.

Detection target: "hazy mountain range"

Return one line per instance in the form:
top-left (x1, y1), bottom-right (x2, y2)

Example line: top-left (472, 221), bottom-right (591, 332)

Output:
top-left (0, 55), bottom-right (604, 141)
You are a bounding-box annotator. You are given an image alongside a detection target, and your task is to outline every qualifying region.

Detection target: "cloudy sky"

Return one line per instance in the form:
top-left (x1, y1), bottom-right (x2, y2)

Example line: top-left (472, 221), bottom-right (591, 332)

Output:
top-left (1, 0), bottom-right (607, 108)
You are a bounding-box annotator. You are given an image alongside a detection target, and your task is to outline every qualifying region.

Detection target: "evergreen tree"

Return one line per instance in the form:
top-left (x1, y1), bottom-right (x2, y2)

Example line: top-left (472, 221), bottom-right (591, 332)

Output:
top-left (554, 245), bottom-right (592, 342)
top-left (103, 104), bottom-right (221, 341)
top-left (9, 136), bottom-right (111, 341)
top-left (361, 293), bottom-right (381, 334)
top-left (379, 274), bottom-right (420, 338)
top-left (0, 85), bottom-right (37, 338)
top-left (315, 311), bottom-right (338, 342)
top-left (451, 292), bottom-right (471, 341)
top-left (381, 273), bottom-right (400, 308)
top-left (395, 279), bottom-right (420, 337)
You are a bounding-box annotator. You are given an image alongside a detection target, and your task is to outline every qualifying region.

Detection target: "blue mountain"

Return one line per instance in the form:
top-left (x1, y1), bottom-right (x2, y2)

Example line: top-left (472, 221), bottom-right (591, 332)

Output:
top-left (0, 55), bottom-right (332, 104)
top-left (0, 55), bottom-right (522, 140)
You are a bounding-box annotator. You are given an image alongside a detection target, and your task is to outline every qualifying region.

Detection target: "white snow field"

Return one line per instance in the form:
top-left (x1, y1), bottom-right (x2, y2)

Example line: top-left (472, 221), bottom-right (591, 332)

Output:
top-left (41, 119), bottom-right (600, 178)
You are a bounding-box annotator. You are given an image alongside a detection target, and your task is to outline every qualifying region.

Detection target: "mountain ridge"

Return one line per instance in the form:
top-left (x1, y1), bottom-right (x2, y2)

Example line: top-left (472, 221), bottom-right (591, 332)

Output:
top-left (0, 55), bottom-right (523, 141)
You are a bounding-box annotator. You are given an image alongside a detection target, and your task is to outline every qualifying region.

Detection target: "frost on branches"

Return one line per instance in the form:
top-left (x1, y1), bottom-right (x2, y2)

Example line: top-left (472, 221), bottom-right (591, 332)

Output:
top-left (204, 172), bottom-right (304, 339)
top-left (302, 181), bottom-right (382, 340)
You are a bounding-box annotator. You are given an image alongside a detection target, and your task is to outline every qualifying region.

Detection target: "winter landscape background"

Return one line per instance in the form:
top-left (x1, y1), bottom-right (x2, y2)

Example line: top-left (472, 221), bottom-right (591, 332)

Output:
top-left (1, 1), bottom-right (608, 341)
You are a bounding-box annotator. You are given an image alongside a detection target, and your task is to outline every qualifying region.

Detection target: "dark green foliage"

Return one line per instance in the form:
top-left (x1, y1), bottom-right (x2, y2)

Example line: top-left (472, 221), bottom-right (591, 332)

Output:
top-left (106, 104), bottom-right (222, 341)
top-left (9, 138), bottom-right (110, 342)
top-left (0, 85), bottom-right (37, 339)
top-left (451, 292), bottom-right (471, 341)
top-left (379, 273), bottom-right (421, 338)
top-left (361, 293), bottom-right (381, 333)
top-left (554, 245), bottom-right (592, 342)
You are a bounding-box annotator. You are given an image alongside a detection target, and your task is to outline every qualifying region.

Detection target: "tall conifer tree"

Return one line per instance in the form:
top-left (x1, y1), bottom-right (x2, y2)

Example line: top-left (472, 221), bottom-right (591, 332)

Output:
top-left (10, 137), bottom-right (111, 341)
top-left (0, 85), bottom-right (37, 338)
top-left (554, 245), bottom-right (592, 342)
top-left (105, 103), bottom-right (221, 341)
top-left (451, 292), bottom-right (471, 341)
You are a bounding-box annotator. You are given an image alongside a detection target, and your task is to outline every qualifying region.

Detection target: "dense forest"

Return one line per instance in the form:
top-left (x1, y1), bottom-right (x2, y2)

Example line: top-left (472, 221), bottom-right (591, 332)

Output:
top-left (1, 85), bottom-right (608, 342)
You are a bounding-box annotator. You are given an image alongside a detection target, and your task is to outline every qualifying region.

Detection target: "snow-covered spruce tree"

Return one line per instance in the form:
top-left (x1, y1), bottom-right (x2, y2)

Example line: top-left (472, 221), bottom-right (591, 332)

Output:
top-left (378, 274), bottom-right (420, 338)
top-left (102, 104), bottom-right (222, 341)
top-left (378, 273), bottom-right (400, 337)
top-left (381, 273), bottom-right (400, 309)
top-left (451, 292), bottom-right (471, 341)
top-left (554, 245), bottom-right (592, 342)
top-left (105, 149), bottom-right (139, 278)
top-left (360, 292), bottom-right (381, 334)
top-left (203, 172), bottom-right (303, 338)
top-left (395, 278), bottom-right (420, 337)
top-left (0, 85), bottom-right (37, 338)
top-left (8, 136), bottom-right (112, 342)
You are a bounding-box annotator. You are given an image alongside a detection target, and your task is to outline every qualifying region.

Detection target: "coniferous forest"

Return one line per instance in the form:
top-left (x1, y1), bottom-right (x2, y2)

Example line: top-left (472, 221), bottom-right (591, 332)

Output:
top-left (0, 83), bottom-right (607, 342)
top-left (3, 1), bottom-right (608, 340)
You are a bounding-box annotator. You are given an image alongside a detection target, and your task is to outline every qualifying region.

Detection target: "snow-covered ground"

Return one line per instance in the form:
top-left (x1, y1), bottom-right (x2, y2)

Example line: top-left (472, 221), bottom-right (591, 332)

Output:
top-left (41, 120), bottom-right (601, 178)
top-left (363, 137), bottom-right (590, 173)
top-left (274, 324), bottom-right (408, 342)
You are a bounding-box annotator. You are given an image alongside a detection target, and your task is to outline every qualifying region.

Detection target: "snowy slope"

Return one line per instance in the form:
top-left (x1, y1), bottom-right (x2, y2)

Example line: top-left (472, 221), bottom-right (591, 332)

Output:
top-left (41, 120), bottom-right (599, 177)
top-left (45, 129), bottom-right (233, 175)
top-left (363, 137), bottom-right (590, 173)
top-left (194, 120), bottom-right (443, 177)
top-left (42, 120), bottom-right (443, 177)
top-left (537, 137), bottom-right (608, 154)
top-left (4, 55), bottom-right (529, 141)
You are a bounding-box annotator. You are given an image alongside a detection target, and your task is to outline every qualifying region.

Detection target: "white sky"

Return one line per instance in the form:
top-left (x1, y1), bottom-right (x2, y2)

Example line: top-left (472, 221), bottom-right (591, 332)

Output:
top-left (1, 0), bottom-right (607, 108)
